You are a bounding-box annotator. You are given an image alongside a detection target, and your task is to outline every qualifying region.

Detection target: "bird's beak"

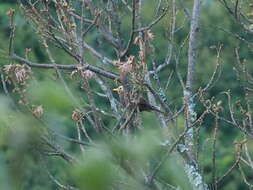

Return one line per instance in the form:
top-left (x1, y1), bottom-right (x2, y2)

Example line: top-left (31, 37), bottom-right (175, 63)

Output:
top-left (113, 86), bottom-right (123, 92)
top-left (113, 87), bottom-right (119, 92)
top-left (113, 86), bottom-right (123, 93)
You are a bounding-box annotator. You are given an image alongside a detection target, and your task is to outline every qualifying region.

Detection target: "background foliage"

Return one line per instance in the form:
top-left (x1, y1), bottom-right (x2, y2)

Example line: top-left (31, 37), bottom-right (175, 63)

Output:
top-left (0, 0), bottom-right (253, 190)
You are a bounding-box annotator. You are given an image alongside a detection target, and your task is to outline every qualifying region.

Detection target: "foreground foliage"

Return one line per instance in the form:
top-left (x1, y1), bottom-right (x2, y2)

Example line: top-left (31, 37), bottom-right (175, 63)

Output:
top-left (1, 0), bottom-right (253, 190)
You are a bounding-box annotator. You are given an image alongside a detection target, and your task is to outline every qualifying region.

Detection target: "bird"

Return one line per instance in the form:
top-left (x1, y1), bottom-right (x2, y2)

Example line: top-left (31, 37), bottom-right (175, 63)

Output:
top-left (113, 86), bottom-right (165, 114)
top-left (114, 56), bottom-right (165, 114)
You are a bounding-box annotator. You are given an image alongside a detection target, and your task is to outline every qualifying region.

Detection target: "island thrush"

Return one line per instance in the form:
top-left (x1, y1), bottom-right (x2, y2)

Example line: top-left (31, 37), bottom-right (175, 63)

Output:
top-left (113, 86), bottom-right (164, 114)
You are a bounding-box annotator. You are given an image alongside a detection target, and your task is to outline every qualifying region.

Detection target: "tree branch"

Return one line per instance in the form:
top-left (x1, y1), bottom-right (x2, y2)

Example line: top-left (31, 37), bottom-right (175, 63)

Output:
top-left (10, 54), bottom-right (119, 81)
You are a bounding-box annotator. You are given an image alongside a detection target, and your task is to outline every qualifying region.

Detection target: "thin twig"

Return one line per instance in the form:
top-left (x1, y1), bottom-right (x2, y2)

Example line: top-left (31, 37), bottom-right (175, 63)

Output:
top-left (10, 54), bottom-right (119, 80)
top-left (120, 0), bottom-right (137, 58)
top-left (212, 114), bottom-right (219, 190)
top-left (134, 2), bottom-right (170, 32)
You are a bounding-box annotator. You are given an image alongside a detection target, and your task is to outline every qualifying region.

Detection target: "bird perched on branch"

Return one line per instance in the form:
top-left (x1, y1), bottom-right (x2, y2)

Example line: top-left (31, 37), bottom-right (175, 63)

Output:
top-left (113, 86), bottom-right (165, 114)
top-left (114, 56), bottom-right (165, 114)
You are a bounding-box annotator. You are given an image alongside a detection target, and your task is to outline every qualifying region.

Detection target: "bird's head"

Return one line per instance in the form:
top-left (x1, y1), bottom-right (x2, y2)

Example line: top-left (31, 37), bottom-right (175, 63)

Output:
top-left (113, 86), bottom-right (124, 94)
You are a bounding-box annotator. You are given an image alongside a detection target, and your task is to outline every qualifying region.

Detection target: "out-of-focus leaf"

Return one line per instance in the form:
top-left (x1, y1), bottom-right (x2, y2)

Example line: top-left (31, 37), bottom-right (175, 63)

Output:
top-left (28, 80), bottom-right (75, 113)
top-left (0, 155), bottom-right (11, 190)
top-left (72, 148), bottom-right (115, 190)
top-left (159, 155), bottom-right (194, 190)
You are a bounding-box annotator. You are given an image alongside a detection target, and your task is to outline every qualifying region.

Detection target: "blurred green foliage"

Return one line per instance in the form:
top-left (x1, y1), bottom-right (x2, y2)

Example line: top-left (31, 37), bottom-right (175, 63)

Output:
top-left (0, 0), bottom-right (253, 190)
